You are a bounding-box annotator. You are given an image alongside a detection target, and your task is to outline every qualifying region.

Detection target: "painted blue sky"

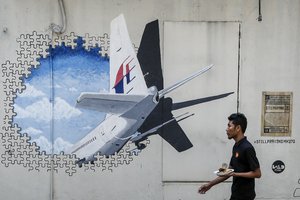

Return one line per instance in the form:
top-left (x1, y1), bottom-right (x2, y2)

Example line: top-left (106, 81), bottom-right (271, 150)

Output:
top-left (14, 37), bottom-right (109, 154)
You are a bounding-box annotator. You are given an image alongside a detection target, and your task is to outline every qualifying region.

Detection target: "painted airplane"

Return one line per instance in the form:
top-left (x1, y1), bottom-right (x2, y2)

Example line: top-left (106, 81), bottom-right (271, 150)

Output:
top-left (67, 14), bottom-right (233, 165)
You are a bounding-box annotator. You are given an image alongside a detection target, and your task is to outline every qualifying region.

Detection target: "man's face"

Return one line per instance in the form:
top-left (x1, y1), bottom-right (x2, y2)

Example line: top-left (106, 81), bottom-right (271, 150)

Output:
top-left (226, 120), bottom-right (238, 139)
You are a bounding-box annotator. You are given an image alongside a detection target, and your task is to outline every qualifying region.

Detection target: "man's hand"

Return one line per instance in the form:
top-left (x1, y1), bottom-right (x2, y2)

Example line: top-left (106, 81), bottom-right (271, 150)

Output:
top-left (198, 175), bottom-right (231, 195)
top-left (198, 183), bottom-right (212, 194)
top-left (217, 170), bottom-right (234, 178)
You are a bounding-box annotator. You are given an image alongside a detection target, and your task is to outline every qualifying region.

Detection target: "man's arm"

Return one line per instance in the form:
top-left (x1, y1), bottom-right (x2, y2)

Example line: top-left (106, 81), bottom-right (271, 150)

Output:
top-left (198, 175), bottom-right (230, 194)
top-left (232, 167), bottom-right (261, 179)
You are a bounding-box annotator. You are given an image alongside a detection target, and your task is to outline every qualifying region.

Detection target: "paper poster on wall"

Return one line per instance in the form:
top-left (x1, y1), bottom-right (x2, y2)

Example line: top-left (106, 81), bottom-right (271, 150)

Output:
top-left (261, 91), bottom-right (293, 137)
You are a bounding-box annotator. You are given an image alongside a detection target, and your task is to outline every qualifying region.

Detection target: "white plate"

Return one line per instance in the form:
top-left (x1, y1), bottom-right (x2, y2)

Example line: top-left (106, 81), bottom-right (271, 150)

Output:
top-left (214, 169), bottom-right (234, 176)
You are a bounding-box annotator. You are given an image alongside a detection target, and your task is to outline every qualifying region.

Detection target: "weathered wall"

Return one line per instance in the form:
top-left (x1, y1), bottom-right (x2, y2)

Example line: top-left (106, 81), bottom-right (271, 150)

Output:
top-left (0, 0), bottom-right (299, 200)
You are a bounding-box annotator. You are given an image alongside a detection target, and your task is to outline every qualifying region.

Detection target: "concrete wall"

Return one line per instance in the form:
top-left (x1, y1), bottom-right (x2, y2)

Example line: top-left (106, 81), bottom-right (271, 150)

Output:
top-left (1, 0), bottom-right (299, 199)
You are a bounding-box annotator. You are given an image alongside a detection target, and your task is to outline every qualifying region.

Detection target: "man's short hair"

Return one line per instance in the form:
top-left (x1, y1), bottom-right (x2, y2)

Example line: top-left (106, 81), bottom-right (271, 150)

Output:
top-left (228, 113), bottom-right (247, 133)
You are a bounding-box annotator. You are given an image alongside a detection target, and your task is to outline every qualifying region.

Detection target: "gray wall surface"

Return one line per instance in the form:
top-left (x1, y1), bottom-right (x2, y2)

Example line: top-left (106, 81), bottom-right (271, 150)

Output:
top-left (1, 0), bottom-right (300, 199)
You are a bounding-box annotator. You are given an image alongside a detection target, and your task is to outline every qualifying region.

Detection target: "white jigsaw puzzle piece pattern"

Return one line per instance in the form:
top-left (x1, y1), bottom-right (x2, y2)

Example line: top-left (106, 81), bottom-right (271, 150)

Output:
top-left (1, 31), bottom-right (149, 175)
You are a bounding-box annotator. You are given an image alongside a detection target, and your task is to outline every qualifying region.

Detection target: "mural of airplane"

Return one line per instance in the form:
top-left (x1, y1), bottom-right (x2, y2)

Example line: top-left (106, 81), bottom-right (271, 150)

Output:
top-left (67, 14), bottom-right (233, 165)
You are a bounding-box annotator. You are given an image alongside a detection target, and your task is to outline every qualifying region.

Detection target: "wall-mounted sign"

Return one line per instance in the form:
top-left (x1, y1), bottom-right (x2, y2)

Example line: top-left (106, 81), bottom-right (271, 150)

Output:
top-left (261, 92), bottom-right (293, 137)
top-left (272, 160), bottom-right (285, 174)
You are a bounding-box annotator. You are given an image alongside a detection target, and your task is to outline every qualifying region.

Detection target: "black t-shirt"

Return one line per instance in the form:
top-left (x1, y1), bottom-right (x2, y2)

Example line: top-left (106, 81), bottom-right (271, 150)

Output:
top-left (229, 137), bottom-right (260, 200)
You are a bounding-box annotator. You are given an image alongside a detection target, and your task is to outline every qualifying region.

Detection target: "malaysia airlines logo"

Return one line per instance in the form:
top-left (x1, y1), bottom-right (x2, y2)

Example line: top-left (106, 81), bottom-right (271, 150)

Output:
top-left (113, 55), bottom-right (136, 94)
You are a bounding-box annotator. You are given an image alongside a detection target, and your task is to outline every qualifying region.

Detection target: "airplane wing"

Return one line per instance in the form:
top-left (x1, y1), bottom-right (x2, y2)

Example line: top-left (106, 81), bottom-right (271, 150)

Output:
top-left (159, 97), bottom-right (193, 152)
top-left (137, 19), bottom-right (193, 152)
top-left (76, 92), bottom-right (146, 114)
top-left (137, 19), bottom-right (163, 91)
top-left (160, 119), bottom-right (194, 152)
top-left (138, 98), bottom-right (194, 152)
top-left (136, 20), bottom-right (234, 152)
top-left (172, 92), bottom-right (234, 110)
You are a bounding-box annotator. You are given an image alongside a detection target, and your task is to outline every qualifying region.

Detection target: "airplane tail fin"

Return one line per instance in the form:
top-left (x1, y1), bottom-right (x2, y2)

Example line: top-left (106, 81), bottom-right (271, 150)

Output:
top-left (110, 14), bottom-right (148, 95)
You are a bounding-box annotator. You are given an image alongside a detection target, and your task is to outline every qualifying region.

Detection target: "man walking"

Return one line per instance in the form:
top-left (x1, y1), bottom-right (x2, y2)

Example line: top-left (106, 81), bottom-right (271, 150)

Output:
top-left (198, 113), bottom-right (261, 200)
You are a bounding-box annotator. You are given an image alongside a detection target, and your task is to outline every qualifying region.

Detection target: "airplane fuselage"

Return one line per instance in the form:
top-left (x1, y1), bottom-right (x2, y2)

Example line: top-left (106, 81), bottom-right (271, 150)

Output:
top-left (67, 15), bottom-right (221, 163)
top-left (68, 86), bottom-right (158, 160)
